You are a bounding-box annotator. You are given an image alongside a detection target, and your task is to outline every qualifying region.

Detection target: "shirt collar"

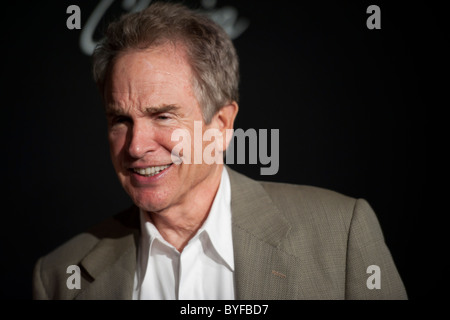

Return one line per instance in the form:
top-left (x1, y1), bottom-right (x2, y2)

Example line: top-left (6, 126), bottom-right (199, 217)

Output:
top-left (139, 166), bottom-right (234, 270)
top-left (197, 166), bottom-right (234, 271)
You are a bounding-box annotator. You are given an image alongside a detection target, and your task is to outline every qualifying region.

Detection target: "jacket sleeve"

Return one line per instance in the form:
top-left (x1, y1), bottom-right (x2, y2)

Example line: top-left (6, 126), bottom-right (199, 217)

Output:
top-left (32, 257), bottom-right (49, 300)
top-left (345, 199), bottom-right (407, 299)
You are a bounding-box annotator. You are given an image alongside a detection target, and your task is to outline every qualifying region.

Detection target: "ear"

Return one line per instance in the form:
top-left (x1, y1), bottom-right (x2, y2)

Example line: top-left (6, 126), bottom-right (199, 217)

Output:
top-left (209, 101), bottom-right (239, 152)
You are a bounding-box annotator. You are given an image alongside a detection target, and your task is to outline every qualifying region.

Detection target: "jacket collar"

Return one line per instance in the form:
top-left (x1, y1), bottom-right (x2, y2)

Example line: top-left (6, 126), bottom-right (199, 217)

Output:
top-left (227, 167), bottom-right (291, 248)
top-left (227, 167), bottom-right (294, 299)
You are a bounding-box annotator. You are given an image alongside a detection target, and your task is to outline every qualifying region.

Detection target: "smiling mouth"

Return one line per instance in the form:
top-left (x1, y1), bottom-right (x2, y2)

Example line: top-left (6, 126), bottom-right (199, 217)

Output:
top-left (131, 164), bottom-right (172, 177)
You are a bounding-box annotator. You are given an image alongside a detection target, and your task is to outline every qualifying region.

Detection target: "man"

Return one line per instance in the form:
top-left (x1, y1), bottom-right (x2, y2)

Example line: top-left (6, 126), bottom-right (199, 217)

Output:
top-left (33, 2), bottom-right (407, 300)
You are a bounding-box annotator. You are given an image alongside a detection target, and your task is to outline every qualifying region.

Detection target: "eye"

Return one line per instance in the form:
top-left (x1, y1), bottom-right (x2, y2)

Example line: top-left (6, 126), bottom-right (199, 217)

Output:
top-left (115, 116), bottom-right (130, 123)
top-left (156, 114), bottom-right (171, 120)
top-left (109, 115), bottom-right (131, 126)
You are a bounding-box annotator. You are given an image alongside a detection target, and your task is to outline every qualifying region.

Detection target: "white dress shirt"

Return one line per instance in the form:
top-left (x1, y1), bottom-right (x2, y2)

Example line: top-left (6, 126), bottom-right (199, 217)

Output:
top-left (133, 167), bottom-right (235, 300)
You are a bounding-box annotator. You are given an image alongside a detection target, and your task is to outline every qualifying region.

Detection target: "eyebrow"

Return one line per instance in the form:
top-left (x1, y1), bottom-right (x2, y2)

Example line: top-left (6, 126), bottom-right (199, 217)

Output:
top-left (145, 104), bottom-right (180, 114)
top-left (105, 104), bottom-right (180, 116)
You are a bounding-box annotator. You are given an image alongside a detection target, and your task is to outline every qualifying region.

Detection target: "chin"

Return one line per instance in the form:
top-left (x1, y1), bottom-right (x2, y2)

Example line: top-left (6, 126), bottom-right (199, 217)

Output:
top-left (129, 188), bottom-right (172, 213)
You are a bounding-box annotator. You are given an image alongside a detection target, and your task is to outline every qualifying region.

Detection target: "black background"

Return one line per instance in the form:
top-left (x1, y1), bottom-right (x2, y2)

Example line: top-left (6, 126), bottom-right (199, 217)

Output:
top-left (1, 0), bottom-right (436, 300)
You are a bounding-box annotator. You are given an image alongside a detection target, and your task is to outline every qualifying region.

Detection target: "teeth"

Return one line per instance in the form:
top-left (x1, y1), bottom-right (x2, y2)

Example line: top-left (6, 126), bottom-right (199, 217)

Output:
top-left (133, 165), bottom-right (170, 177)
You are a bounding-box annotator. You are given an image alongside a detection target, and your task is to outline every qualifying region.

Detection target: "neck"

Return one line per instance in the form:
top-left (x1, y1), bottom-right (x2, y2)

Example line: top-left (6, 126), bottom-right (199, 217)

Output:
top-left (144, 165), bottom-right (223, 252)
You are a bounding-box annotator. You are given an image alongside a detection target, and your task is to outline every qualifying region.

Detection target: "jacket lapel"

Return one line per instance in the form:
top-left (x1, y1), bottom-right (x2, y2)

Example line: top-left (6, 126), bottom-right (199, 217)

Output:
top-left (75, 206), bottom-right (140, 300)
top-left (227, 168), bottom-right (298, 299)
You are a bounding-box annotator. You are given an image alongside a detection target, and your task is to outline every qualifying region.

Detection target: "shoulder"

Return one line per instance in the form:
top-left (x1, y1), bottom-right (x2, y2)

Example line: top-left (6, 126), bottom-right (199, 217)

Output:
top-left (258, 180), bottom-right (382, 242)
top-left (260, 180), bottom-right (358, 230)
top-left (227, 167), bottom-right (363, 249)
top-left (260, 180), bottom-right (355, 208)
top-left (227, 167), bottom-right (360, 233)
top-left (34, 206), bottom-right (139, 281)
top-left (256, 180), bottom-right (387, 259)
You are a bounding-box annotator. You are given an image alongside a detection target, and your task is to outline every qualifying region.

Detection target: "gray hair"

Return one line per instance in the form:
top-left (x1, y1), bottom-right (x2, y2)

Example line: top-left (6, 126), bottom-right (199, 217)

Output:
top-left (92, 2), bottom-right (239, 123)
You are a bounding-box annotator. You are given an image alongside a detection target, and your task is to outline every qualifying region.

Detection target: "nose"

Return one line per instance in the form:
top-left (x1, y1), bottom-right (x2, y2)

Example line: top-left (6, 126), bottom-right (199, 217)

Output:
top-left (127, 122), bottom-right (158, 159)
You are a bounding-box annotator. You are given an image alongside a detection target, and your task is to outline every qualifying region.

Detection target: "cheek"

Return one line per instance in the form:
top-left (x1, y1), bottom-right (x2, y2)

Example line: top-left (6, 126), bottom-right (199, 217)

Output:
top-left (156, 126), bottom-right (189, 153)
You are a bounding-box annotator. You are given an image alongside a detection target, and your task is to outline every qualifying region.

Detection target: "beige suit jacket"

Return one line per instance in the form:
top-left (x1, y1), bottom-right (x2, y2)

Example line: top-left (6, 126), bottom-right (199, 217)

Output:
top-left (33, 168), bottom-right (407, 299)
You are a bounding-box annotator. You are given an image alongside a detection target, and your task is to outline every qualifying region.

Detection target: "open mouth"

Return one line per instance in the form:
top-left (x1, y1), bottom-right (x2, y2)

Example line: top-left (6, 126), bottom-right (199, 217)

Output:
top-left (131, 164), bottom-right (172, 177)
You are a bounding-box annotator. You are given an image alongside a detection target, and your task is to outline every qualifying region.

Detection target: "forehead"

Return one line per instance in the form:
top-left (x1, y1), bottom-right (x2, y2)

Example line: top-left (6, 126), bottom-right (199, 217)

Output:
top-left (105, 43), bottom-right (197, 111)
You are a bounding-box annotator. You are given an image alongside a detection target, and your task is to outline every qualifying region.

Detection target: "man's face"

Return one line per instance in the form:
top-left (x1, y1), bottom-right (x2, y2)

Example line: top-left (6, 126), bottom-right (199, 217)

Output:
top-left (105, 44), bottom-right (221, 213)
